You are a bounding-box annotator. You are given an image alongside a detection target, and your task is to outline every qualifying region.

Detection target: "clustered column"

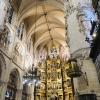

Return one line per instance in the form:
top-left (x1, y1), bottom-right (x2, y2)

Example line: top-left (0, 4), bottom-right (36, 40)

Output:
top-left (64, 0), bottom-right (100, 99)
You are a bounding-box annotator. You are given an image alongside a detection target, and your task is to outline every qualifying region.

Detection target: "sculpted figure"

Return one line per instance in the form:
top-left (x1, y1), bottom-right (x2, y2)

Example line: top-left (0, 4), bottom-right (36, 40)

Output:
top-left (0, 26), bottom-right (12, 48)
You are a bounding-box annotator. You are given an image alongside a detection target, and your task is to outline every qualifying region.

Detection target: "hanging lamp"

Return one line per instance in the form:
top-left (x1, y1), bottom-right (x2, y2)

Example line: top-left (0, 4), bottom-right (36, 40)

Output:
top-left (23, 0), bottom-right (40, 83)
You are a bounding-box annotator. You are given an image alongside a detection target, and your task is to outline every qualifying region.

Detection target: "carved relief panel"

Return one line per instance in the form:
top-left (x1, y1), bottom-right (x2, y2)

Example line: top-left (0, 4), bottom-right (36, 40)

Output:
top-left (13, 42), bottom-right (25, 67)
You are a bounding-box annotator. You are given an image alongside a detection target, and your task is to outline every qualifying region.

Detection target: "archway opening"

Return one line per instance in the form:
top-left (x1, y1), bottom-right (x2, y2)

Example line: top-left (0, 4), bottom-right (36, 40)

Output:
top-left (5, 69), bottom-right (19, 100)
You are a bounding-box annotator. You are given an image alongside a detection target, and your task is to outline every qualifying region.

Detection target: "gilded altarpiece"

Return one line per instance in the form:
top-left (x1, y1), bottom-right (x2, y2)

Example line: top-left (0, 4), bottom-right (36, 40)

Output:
top-left (35, 57), bottom-right (73, 100)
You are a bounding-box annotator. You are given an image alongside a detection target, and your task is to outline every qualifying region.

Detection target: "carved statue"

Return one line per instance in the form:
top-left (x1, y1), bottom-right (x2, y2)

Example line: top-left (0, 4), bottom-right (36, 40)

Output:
top-left (0, 26), bottom-right (12, 48)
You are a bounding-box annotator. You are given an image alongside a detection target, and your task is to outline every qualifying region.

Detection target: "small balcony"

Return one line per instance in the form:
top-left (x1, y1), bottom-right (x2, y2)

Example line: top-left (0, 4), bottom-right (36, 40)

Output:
top-left (67, 59), bottom-right (82, 78)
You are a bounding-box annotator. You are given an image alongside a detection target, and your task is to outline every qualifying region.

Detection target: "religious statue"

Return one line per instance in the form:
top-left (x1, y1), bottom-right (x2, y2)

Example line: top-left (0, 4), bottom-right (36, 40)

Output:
top-left (0, 26), bottom-right (12, 48)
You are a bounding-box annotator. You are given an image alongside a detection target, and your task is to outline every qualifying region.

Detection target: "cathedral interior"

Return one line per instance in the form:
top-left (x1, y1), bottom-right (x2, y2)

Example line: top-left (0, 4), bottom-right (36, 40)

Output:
top-left (0, 0), bottom-right (100, 100)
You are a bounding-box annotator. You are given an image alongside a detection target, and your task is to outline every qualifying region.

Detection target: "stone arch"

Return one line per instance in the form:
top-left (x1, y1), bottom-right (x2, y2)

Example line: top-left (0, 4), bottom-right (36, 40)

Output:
top-left (10, 69), bottom-right (20, 88)
top-left (5, 68), bottom-right (22, 100)
top-left (18, 0), bottom-right (64, 22)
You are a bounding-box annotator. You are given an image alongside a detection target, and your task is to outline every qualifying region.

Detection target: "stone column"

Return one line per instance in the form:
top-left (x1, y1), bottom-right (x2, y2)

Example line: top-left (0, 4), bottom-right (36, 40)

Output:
top-left (64, 0), bottom-right (99, 99)
top-left (29, 84), bottom-right (34, 100)
top-left (0, 0), bottom-right (7, 31)
top-left (74, 90), bottom-right (79, 100)
top-left (15, 89), bottom-right (23, 100)
top-left (64, 0), bottom-right (76, 45)
top-left (27, 84), bottom-right (34, 100)
top-left (71, 48), bottom-right (100, 99)
top-left (0, 81), bottom-right (8, 100)
top-left (82, 59), bottom-right (100, 90)
top-left (64, 0), bottom-right (83, 94)
top-left (64, 0), bottom-right (96, 52)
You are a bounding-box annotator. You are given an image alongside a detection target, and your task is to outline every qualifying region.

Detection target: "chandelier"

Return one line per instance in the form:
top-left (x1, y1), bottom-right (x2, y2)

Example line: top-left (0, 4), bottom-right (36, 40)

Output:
top-left (23, 0), bottom-right (40, 84)
top-left (23, 64), bottom-right (40, 84)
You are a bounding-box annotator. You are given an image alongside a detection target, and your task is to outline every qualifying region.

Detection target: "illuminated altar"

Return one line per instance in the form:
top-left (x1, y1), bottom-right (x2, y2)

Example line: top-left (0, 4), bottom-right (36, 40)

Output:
top-left (35, 46), bottom-right (73, 100)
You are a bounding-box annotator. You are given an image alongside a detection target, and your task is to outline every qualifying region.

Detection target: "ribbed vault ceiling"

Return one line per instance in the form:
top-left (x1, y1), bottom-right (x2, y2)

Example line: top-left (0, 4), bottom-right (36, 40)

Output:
top-left (18, 0), bottom-right (66, 54)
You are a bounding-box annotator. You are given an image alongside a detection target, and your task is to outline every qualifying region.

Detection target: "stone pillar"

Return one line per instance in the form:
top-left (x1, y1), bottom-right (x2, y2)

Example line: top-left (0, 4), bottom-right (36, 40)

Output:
top-left (29, 84), bottom-right (34, 100)
top-left (74, 90), bottom-right (79, 100)
top-left (64, 0), bottom-right (99, 99)
top-left (0, 0), bottom-right (7, 31)
top-left (0, 81), bottom-right (8, 100)
top-left (15, 89), bottom-right (22, 100)
top-left (64, 0), bottom-right (96, 53)
top-left (27, 84), bottom-right (34, 100)
top-left (82, 59), bottom-right (100, 90)
top-left (64, 0), bottom-right (76, 45)
top-left (71, 48), bottom-right (100, 98)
